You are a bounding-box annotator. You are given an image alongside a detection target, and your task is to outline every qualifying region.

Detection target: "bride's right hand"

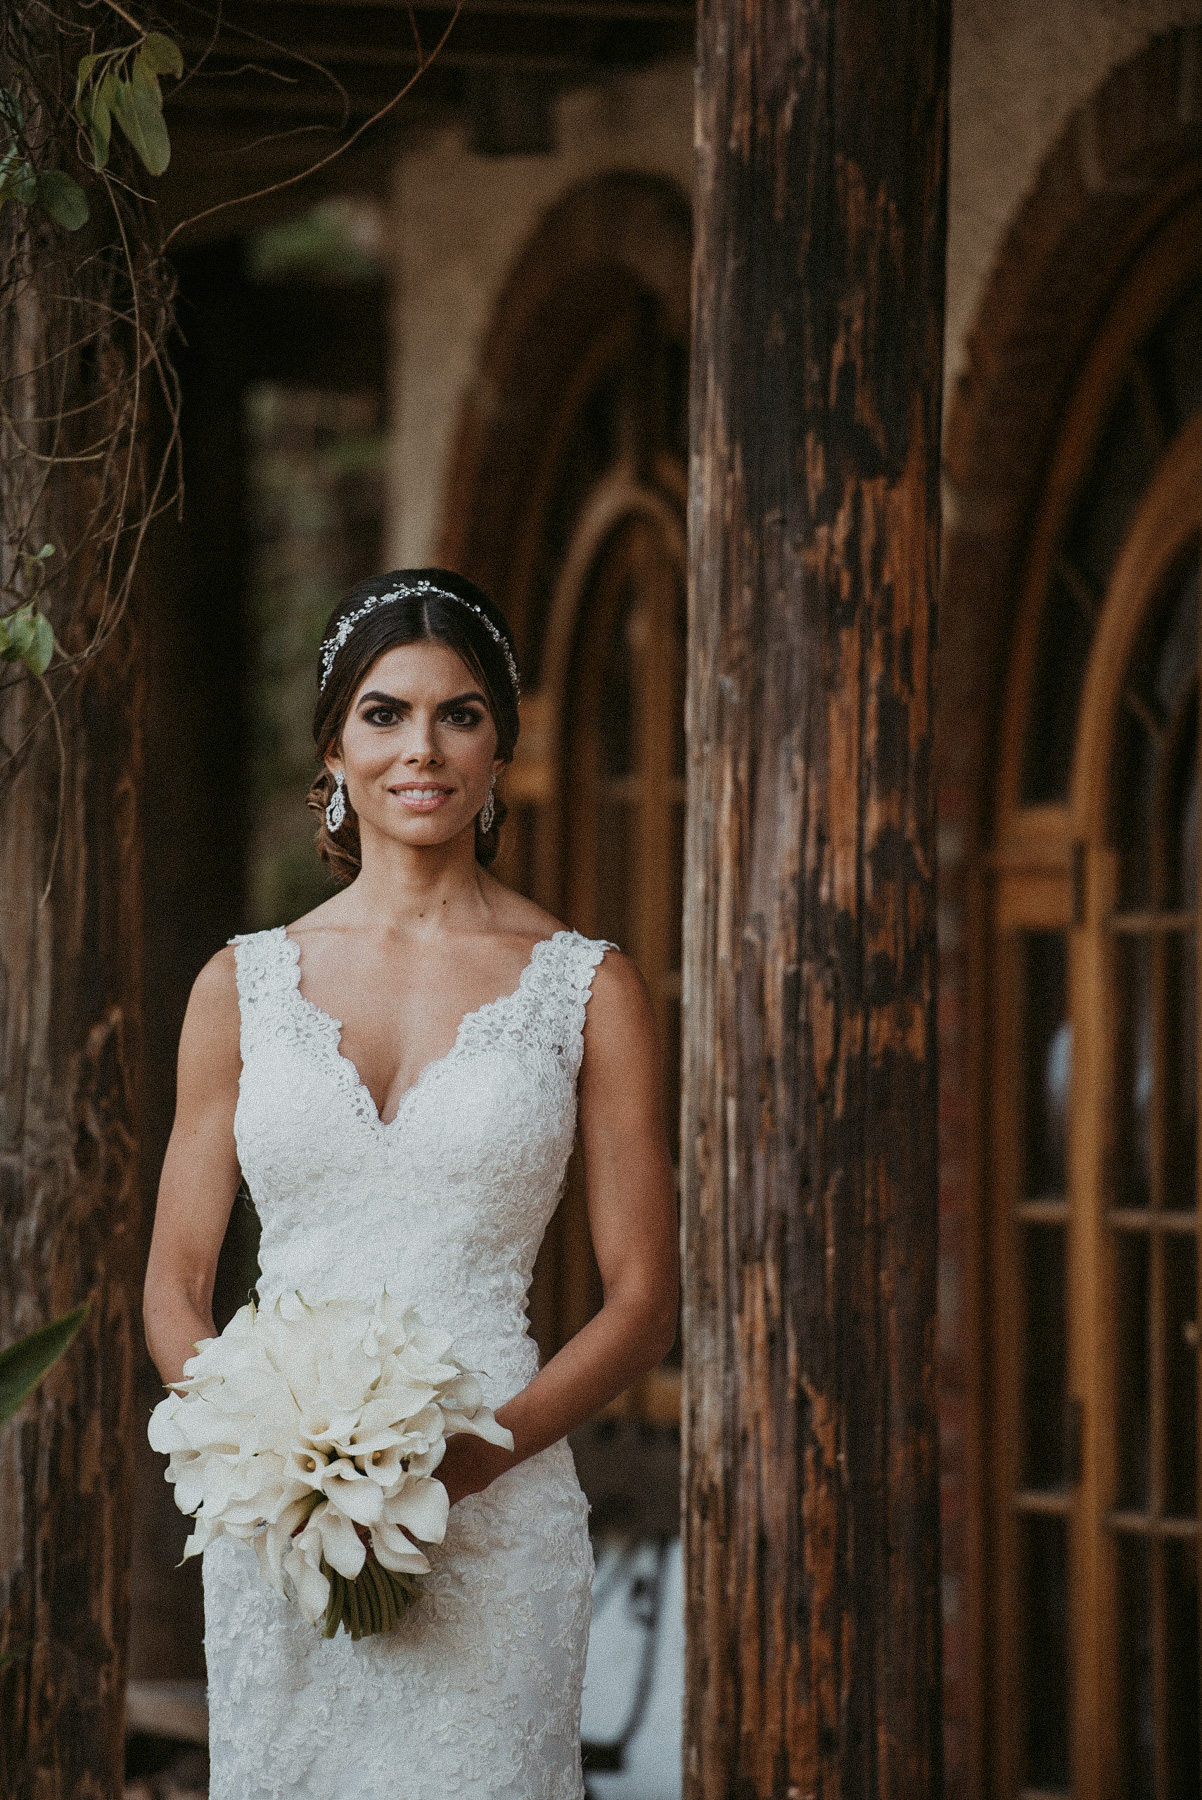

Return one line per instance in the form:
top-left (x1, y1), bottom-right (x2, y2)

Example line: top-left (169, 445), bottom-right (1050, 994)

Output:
top-left (437, 1430), bottom-right (516, 1507)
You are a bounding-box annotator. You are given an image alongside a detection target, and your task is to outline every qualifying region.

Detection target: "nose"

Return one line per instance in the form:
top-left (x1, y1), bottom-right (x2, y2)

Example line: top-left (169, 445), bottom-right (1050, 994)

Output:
top-left (402, 710), bottom-right (442, 765)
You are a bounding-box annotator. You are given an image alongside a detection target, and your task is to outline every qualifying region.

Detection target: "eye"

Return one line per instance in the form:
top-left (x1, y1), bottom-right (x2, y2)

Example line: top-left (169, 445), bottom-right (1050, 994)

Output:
top-left (362, 704), bottom-right (399, 727)
top-left (444, 705), bottom-right (485, 728)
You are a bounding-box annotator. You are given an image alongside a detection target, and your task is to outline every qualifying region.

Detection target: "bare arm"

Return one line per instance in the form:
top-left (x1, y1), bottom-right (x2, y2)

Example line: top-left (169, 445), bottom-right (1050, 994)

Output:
top-left (440, 950), bottom-right (679, 1503)
top-left (143, 947), bottom-right (244, 1390)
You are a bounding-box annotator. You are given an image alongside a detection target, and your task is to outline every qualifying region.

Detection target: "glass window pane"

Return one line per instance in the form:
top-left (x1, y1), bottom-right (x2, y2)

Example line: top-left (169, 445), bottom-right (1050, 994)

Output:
top-left (1165, 1232), bottom-right (1199, 1519)
top-left (1022, 933), bottom-right (1071, 1199)
top-left (1118, 1533), bottom-right (1156, 1800)
top-left (1115, 936), bottom-right (1154, 1210)
top-left (1023, 1223), bottom-right (1068, 1489)
top-left (1149, 568), bottom-right (1198, 738)
top-left (1021, 1513), bottom-right (1071, 1790)
top-left (1164, 1538), bottom-right (1201, 1800)
top-left (1156, 279), bottom-right (1202, 437)
top-left (1021, 577), bottom-right (1095, 805)
top-left (1067, 380), bottom-right (1156, 601)
top-left (1168, 703), bottom-right (1199, 912)
top-left (599, 589), bottom-right (636, 779)
top-left (594, 797), bottom-right (633, 947)
top-left (1110, 555), bottom-right (1198, 911)
top-left (1164, 931), bottom-right (1198, 1212)
top-left (1113, 708), bottom-right (1160, 911)
top-left (1116, 1230), bottom-right (1152, 1511)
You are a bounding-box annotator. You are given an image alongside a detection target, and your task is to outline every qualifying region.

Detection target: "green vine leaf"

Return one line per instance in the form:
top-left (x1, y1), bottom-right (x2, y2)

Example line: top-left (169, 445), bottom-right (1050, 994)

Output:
top-left (108, 73), bottom-right (169, 176)
top-left (137, 34), bottom-right (184, 82)
top-left (0, 605), bottom-right (55, 678)
top-left (36, 169), bottom-right (89, 231)
top-left (0, 91), bottom-right (32, 214)
top-left (77, 69), bottom-right (115, 170)
top-left (73, 53), bottom-right (102, 110)
top-left (75, 34), bottom-right (181, 179)
top-left (1, 86), bottom-right (86, 228)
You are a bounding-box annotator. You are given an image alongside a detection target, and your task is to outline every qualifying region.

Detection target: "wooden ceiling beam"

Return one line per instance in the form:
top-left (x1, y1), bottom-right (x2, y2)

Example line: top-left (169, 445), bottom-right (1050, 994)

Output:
top-left (170, 41), bottom-right (627, 72)
top-left (239, 1), bottom-right (693, 17)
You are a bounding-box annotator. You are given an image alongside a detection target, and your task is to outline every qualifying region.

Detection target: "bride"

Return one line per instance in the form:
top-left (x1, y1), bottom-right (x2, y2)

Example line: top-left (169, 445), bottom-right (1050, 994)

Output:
top-left (143, 568), bottom-right (679, 1800)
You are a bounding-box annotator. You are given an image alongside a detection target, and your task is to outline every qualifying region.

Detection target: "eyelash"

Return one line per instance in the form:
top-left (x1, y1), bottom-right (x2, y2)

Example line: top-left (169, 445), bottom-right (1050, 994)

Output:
top-left (361, 705), bottom-right (484, 729)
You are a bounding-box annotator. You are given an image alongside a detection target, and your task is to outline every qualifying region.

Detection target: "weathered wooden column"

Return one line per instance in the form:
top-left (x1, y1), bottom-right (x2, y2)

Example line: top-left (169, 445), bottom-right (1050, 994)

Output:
top-left (682, 2), bottom-right (950, 1796)
top-left (0, 610), bottom-right (143, 1800)
top-left (0, 188), bottom-right (144, 1800)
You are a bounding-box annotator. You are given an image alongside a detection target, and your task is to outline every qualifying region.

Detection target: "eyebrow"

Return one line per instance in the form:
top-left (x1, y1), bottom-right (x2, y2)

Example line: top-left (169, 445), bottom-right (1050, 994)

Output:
top-left (355, 689), bottom-right (488, 710)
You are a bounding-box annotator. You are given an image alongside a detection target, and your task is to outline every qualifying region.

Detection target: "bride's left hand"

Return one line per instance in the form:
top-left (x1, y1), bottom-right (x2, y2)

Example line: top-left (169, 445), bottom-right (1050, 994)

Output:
top-left (437, 1431), bottom-right (516, 1507)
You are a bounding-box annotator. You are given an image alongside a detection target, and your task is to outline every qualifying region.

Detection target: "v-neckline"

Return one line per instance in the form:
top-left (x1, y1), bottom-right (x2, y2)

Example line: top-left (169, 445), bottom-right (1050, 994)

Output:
top-left (279, 926), bottom-right (567, 1129)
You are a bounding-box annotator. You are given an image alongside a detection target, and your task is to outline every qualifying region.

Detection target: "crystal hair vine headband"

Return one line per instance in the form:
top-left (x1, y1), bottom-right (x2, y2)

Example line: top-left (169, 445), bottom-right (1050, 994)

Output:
top-left (318, 580), bottom-right (520, 698)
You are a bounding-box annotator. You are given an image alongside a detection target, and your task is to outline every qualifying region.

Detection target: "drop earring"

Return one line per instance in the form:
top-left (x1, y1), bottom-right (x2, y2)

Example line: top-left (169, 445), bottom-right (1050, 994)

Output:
top-left (325, 771), bottom-right (347, 833)
top-left (479, 772), bottom-right (496, 835)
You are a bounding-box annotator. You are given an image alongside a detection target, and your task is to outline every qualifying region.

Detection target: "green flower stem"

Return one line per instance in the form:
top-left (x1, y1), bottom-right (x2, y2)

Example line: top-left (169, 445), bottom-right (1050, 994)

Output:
top-left (318, 1556), bottom-right (420, 1641)
top-left (345, 1570), bottom-right (363, 1640)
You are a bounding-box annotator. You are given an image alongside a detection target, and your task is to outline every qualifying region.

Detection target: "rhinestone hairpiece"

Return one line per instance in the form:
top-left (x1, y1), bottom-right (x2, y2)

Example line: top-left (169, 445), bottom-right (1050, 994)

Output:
top-left (318, 580), bottom-right (520, 697)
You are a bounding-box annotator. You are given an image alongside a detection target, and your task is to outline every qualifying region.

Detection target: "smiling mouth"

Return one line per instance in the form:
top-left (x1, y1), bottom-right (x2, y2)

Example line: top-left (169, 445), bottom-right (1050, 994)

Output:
top-left (391, 785), bottom-right (453, 806)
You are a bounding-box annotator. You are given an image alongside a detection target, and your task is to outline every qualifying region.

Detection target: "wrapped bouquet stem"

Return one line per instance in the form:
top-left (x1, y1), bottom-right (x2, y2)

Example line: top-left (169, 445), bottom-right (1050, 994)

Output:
top-left (148, 1291), bottom-right (513, 1641)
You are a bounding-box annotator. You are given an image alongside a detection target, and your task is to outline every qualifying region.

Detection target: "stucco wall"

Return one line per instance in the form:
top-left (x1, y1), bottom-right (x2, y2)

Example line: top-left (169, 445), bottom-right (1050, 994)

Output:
top-left (387, 2), bottom-right (1202, 574)
top-left (385, 60), bottom-right (693, 569)
top-left (946, 0), bottom-right (1202, 393)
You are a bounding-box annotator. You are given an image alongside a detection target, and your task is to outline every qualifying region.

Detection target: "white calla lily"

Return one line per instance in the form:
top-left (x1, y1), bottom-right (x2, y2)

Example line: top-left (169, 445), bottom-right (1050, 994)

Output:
top-left (383, 1473), bottom-right (450, 1544)
top-left (282, 1532), bottom-right (332, 1626)
top-left (147, 1289), bottom-right (509, 1639)
top-left (370, 1519), bottom-right (432, 1575)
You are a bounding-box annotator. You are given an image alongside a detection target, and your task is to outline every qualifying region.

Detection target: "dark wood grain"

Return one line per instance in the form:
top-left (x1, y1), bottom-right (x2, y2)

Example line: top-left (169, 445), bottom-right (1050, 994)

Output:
top-left (0, 284), bottom-right (143, 1800)
top-left (682, 2), bottom-right (950, 1794)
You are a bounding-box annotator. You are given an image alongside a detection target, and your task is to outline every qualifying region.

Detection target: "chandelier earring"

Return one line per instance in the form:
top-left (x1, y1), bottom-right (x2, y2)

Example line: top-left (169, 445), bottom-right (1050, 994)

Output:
top-left (479, 771), bottom-right (497, 836)
top-left (325, 770), bottom-right (347, 834)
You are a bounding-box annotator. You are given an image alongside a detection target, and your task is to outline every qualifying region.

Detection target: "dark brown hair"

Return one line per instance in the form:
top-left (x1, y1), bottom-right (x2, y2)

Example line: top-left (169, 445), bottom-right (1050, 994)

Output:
top-left (308, 569), bottom-right (520, 882)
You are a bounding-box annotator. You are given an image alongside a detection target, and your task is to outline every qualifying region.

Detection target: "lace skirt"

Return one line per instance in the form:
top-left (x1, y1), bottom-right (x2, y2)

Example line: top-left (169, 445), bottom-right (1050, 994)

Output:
top-left (203, 1440), bottom-right (592, 1800)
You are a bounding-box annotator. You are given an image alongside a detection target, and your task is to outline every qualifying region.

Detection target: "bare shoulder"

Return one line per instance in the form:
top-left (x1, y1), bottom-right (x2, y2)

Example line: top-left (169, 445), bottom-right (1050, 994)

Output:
top-left (180, 944), bottom-right (241, 1068)
top-left (582, 948), bottom-right (656, 1048)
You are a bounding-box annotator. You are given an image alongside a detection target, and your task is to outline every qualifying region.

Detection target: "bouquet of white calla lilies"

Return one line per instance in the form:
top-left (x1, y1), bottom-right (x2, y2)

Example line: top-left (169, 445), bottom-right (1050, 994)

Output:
top-left (148, 1291), bottom-right (514, 1640)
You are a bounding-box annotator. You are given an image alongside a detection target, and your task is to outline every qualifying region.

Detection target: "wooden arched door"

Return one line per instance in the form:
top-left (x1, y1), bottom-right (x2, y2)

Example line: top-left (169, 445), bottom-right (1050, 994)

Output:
top-left (440, 175), bottom-right (693, 1407)
top-left (562, 509), bottom-right (687, 1147)
top-left (1069, 417), bottom-right (1202, 1800)
top-left (987, 198), bottom-right (1202, 1799)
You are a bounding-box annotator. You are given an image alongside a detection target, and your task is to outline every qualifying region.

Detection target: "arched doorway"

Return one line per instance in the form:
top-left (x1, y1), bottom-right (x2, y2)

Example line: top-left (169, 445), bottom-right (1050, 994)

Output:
top-left (441, 172), bottom-right (690, 1417)
top-left (933, 27), bottom-right (1202, 1792)
top-left (980, 192), bottom-right (1202, 1798)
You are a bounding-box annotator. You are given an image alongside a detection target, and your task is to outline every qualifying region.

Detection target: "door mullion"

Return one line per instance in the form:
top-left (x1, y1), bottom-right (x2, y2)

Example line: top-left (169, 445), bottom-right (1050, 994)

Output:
top-left (1194, 545), bottom-right (1202, 1794)
top-left (1151, 924), bottom-right (1169, 1799)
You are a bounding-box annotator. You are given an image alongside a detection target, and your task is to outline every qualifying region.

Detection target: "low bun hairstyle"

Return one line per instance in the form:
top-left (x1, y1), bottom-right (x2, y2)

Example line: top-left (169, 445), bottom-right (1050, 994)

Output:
top-left (308, 568), bottom-right (520, 882)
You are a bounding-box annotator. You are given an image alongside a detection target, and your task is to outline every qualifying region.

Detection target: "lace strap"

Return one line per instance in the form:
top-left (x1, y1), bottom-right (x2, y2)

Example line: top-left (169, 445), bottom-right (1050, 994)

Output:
top-left (230, 926), bottom-right (298, 1061)
top-left (536, 931), bottom-right (614, 1078)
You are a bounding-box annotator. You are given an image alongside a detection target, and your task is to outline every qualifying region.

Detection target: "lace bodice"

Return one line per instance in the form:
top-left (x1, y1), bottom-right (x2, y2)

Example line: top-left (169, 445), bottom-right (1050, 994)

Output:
top-left (232, 925), bottom-right (610, 1402)
top-left (198, 924), bottom-right (611, 1800)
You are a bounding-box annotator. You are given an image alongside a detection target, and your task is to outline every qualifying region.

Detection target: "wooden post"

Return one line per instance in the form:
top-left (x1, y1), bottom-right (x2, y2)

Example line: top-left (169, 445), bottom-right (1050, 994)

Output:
top-left (682, 2), bottom-right (950, 1796)
top-left (0, 285), bottom-right (143, 1796)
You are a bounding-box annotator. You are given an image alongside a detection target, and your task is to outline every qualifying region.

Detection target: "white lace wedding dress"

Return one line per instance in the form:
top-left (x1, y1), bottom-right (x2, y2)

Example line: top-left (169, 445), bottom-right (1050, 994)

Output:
top-left (200, 925), bottom-right (610, 1800)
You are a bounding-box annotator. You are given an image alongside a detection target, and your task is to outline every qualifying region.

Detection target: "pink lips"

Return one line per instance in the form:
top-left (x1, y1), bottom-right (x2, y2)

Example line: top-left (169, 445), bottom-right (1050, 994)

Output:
top-left (391, 784), bottom-right (454, 813)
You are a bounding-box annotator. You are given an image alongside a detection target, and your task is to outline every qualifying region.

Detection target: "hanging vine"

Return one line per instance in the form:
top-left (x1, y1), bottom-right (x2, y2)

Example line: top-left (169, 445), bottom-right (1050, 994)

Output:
top-left (0, 0), bottom-right (459, 792)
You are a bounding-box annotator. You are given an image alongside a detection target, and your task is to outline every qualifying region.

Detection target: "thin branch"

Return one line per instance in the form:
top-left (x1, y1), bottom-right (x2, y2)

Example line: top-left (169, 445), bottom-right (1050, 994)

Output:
top-left (161, 2), bottom-right (463, 250)
top-left (99, 0), bottom-right (146, 33)
top-left (36, 671), bottom-right (67, 906)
